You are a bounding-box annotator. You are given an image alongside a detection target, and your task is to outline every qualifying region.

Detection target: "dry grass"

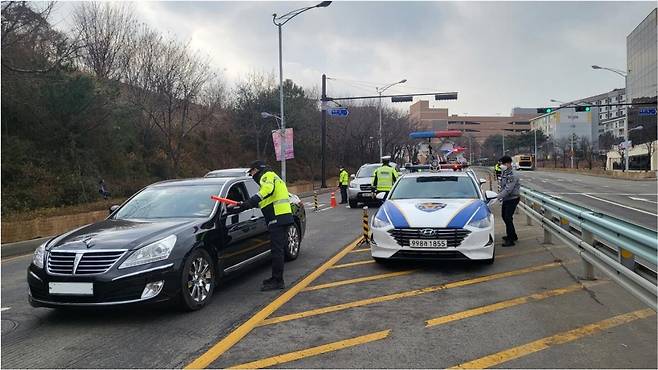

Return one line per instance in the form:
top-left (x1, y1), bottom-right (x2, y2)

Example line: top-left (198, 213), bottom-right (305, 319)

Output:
top-left (2, 197), bottom-right (128, 223)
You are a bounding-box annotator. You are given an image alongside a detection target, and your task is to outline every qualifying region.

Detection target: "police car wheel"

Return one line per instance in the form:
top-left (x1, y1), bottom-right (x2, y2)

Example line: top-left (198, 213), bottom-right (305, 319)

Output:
top-left (348, 199), bottom-right (358, 208)
top-left (284, 224), bottom-right (301, 261)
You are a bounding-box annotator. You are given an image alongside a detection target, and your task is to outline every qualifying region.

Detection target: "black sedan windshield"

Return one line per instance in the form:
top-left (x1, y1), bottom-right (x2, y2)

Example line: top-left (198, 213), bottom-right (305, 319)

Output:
top-left (389, 176), bottom-right (479, 200)
top-left (114, 185), bottom-right (220, 219)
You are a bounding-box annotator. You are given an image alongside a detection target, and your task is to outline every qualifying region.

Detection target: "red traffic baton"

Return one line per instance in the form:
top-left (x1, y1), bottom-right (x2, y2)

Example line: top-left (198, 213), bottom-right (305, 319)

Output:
top-left (210, 195), bottom-right (239, 206)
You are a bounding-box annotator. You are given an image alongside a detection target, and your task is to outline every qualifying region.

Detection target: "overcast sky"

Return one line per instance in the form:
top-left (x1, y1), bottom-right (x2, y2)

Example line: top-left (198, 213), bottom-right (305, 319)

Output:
top-left (55, 1), bottom-right (656, 116)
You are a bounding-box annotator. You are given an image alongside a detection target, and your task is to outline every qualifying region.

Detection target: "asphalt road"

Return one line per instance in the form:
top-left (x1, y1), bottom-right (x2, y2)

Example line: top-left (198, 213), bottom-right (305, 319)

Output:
top-left (2, 181), bottom-right (656, 369)
top-left (518, 170), bottom-right (657, 231)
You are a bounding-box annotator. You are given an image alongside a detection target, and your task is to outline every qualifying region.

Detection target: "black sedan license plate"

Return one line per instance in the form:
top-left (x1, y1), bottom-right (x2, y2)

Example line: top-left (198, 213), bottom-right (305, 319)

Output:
top-left (409, 239), bottom-right (448, 248)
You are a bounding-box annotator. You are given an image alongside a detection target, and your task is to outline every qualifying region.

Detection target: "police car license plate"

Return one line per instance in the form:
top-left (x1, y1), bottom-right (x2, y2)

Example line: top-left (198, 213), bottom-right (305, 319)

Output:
top-left (409, 239), bottom-right (447, 248)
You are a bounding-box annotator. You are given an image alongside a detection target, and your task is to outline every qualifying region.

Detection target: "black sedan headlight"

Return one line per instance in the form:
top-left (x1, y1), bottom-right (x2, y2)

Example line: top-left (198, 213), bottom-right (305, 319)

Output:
top-left (32, 242), bottom-right (47, 269)
top-left (119, 235), bottom-right (177, 269)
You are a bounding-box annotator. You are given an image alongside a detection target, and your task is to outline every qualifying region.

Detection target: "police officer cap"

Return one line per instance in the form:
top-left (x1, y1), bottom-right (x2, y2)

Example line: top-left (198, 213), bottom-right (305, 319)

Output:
top-left (249, 160), bottom-right (267, 171)
top-left (381, 155), bottom-right (391, 161)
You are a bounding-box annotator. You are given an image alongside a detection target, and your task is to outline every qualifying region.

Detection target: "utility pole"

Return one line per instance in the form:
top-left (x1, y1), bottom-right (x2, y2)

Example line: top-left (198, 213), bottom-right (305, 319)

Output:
top-left (277, 23), bottom-right (286, 182)
top-left (321, 74), bottom-right (327, 188)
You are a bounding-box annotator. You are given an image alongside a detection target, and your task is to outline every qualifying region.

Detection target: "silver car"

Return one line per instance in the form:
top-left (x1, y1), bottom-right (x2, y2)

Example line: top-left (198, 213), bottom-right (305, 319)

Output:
top-left (347, 162), bottom-right (397, 208)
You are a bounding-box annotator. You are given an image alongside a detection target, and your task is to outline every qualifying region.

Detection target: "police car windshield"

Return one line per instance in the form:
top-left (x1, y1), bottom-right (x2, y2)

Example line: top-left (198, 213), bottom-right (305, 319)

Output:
top-left (389, 176), bottom-right (479, 200)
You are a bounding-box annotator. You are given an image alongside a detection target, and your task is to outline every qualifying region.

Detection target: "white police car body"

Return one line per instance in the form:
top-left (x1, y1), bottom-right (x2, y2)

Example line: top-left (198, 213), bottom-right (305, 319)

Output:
top-left (369, 170), bottom-right (497, 263)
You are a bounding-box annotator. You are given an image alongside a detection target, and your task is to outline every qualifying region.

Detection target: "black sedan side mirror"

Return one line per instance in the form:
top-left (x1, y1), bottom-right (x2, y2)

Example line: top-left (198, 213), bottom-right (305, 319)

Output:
top-left (109, 205), bottom-right (120, 214)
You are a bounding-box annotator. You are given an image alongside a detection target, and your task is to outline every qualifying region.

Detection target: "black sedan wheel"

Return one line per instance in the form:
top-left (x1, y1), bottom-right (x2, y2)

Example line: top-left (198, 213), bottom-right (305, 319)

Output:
top-left (179, 249), bottom-right (215, 311)
top-left (284, 224), bottom-right (301, 261)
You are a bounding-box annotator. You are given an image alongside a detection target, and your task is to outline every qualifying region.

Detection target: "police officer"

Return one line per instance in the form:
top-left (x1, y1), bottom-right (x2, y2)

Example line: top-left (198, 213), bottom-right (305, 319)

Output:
top-left (372, 156), bottom-right (399, 199)
top-left (497, 156), bottom-right (521, 247)
top-left (231, 160), bottom-right (293, 291)
top-left (338, 166), bottom-right (349, 204)
top-left (494, 162), bottom-right (502, 181)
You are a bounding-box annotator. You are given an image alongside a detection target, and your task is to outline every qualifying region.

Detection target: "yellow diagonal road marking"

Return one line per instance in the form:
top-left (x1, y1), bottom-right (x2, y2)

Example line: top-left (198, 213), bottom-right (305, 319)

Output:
top-left (330, 260), bottom-right (375, 269)
top-left (257, 262), bottom-right (561, 327)
top-left (348, 248), bottom-right (370, 254)
top-left (184, 237), bottom-right (362, 369)
top-left (228, 330), bottom-right (391, 369)
top-left (302, 269), bottom-right (417, 292)
top-left (450, 308), bottom-right (655, 369)
top-left (426, 282), bottom-right (596, 327)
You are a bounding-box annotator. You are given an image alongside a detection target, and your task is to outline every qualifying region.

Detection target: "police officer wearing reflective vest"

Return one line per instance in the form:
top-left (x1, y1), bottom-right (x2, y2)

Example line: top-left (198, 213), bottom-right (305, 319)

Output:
top-left (231, 160), bottom-right (292, 291)
top-left (372, 156), bottom-right (399, 198)
top-left (338, 166), bottom-right (349, 204)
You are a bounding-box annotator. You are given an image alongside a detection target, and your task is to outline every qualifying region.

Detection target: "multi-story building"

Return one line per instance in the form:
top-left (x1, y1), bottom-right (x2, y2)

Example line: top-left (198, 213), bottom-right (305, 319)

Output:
top-left (408, 100), bottom-right (538, 143)
top-left (530, 108), bottom-right (594, 145)
top-left (558, 89), bottom-right (624, 145)
top-left (626, 8), bottom-right (657, 143)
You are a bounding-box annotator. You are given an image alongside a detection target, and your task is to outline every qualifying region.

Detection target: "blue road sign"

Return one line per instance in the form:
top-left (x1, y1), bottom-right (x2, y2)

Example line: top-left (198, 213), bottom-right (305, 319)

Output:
top-left (328, 108), bottom-right (349, 117)
top-left (639, 108), bottom-right (656, 116)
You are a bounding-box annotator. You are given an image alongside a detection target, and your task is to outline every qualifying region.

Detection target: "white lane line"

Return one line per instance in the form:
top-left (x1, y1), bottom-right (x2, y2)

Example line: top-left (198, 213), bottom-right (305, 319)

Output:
top-left (629, 196), bottom-right (658, 204)
top-left (318, 207), bottom-right (333, 212)
top-left (580, 194), bottom-right (657, 216)
top-left (1, 307), bottom-right (10, 312)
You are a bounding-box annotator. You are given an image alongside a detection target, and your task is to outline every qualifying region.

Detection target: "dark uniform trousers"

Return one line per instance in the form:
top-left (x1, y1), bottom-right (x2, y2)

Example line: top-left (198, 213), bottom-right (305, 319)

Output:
top-left (339, 185), bottom-right (348, 203)
top-left (501, 197), bottom-right (520, 240)
top-left (268, 224), bottom-right (288, 281)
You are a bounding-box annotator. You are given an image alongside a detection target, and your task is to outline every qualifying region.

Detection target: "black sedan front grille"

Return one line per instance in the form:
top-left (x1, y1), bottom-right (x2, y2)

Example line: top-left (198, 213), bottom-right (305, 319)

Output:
top-left (47, 250), bottom-right (127, 275)
top-left (388, 228), bottom-right (471, 247)
top-left (360, 184), bottom-right (373, 191)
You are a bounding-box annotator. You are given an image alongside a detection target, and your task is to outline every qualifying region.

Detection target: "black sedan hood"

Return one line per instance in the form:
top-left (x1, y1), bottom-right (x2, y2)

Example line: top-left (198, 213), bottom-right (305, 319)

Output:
top-left (49, 218), bottom-right (200, 251)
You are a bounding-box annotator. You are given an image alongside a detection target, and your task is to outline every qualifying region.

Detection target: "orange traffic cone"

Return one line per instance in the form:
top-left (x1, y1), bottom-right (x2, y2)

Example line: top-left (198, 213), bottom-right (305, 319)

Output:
top-left (330, 192), bottom-right (337, 208)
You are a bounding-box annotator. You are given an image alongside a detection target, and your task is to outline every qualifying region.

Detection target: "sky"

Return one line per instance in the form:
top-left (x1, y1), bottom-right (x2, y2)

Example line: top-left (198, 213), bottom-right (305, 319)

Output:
top-left (52, 1), bottom-right (656, 116)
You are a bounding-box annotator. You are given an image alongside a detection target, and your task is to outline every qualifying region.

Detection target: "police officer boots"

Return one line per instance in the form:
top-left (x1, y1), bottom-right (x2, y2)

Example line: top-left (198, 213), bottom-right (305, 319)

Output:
top-left (261, 277), bottom-right (285, 291)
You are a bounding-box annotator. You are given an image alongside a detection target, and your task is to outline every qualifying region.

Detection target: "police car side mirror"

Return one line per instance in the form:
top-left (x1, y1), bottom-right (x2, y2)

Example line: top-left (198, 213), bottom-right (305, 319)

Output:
top-left (109, 205), bottom-right (120, 214)
top-left (375, 192), bottom-right (387, 200)
top-left (479, 178), bottom-right (487, 185)
top-left (484, 190), bottom-right (497, 200)
top-left (350, 174), bottom-right (356, 179)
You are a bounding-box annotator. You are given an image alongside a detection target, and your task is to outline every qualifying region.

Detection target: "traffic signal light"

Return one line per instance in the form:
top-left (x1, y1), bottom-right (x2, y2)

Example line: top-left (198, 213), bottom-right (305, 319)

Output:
top-left (537, 108), bottom-right (553, 114)
top-left (435, 92), bottom-right (458, 100)
top-left (575, 106), bottom-right (591, 112)
top-left (391, 96), bottom-right (413, 103)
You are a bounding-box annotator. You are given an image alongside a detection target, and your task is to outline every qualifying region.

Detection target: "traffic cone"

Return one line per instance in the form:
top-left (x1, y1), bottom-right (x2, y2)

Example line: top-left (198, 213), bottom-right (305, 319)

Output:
top-left (330, 192), bottom-right (337, 208)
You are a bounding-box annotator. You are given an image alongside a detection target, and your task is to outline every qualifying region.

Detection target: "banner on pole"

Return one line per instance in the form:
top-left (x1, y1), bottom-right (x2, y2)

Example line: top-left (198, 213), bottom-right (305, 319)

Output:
top-left (272, 128), bottom-right (294, 161)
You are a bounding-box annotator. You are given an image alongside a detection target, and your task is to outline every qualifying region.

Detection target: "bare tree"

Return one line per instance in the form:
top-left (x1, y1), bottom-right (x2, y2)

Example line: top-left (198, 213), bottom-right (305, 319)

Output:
top-left (1, 1), bottom-right (80, 74)
top-left (72, 2), bottom-right (137, 80)
top-left (124, 27), bottom-right (226, 176)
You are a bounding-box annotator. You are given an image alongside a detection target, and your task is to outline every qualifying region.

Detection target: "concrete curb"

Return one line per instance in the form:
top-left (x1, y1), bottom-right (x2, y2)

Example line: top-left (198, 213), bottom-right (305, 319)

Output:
top-left (1, 236), bottom-right (51, 259)
top-left (536, 167), bottom-right (656, 181)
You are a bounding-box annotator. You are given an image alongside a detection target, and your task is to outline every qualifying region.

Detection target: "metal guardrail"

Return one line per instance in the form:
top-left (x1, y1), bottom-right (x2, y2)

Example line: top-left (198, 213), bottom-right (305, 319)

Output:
top-left (519, 186), bottom-right (658, 311)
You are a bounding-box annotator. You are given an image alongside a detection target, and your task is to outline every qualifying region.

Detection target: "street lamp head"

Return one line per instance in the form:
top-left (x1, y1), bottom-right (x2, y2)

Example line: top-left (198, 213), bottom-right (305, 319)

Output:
top-left (591, 65), bottom-right (602, 69)
top-left (399, 79), bottom-right (407, 83)
top-left (316, 1), bottom-right (332, 7)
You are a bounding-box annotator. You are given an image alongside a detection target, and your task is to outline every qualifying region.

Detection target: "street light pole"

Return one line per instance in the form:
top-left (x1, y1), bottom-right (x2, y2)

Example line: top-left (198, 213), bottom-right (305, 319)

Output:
top-left (273, 1), bottom-right (332, 182)
top-left (591, 64), bottom-right (629, 171)
top-left (376, 79), bottom-right (407, 159)
top-left (277, 23), bottom-right (286, 181)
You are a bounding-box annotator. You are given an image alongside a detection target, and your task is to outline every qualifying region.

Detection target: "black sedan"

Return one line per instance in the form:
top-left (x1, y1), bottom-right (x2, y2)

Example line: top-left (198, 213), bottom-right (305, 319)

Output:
top-left (27, 176), bottom-right (306, 311)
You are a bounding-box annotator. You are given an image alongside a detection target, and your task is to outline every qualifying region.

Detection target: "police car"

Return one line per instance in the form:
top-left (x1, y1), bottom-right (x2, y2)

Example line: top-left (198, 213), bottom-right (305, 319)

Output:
top-left (369, 169), bottom-right (498, 263)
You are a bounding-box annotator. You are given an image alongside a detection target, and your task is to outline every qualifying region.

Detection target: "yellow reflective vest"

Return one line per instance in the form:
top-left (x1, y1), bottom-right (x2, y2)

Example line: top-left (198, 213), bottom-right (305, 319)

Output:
top-left (339, 170), bottom-right (349, 186)
top-left (372, 165), bottom-right (398, 191)
top-left (256, 171), bottom-right (292, 226)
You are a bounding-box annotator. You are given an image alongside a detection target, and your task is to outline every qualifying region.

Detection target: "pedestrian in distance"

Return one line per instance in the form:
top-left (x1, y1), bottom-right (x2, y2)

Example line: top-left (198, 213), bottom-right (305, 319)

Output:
top-left (338, 165), bottom-right (349, 204)
top-left (372, 155), bottom-right (399, 200)
top-left (228, 160), bottom-right (293, 291)
top-left (98, 179), bottom-right (110, 200)
top-left (496, 156), bottom-right (521, 247)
